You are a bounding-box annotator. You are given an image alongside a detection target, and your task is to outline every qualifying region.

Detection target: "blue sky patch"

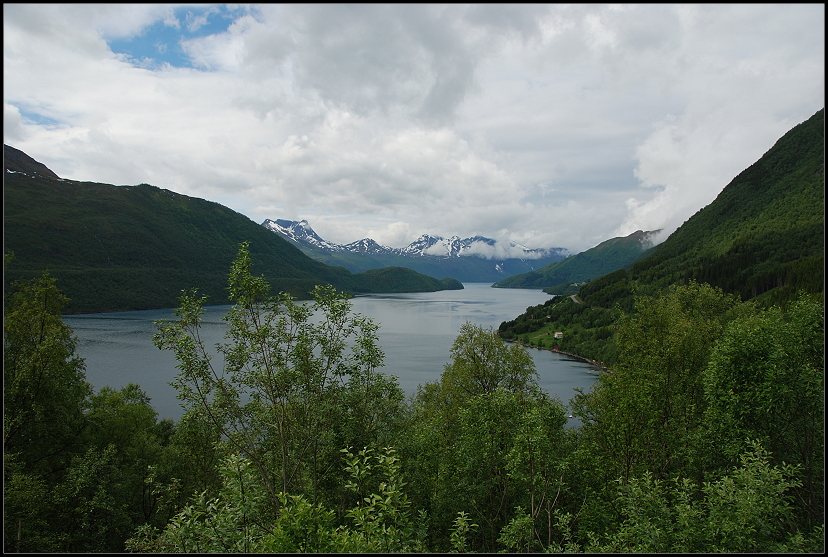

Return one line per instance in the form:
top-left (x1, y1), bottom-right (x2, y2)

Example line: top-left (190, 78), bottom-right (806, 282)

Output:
top-left (108, 5), bottom-right (245, 69)
top-left (19, 109), bottom-right (62, 128)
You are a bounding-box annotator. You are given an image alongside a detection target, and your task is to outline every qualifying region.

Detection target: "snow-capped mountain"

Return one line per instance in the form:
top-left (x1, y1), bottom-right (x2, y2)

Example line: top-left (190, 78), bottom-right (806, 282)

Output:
top-left (398, 234), bottom-right (562, 259)
top-left (262, 218), bottom-right (569, 283)
top-left (263, 219), bottom-right (567, 260)
top-left (262, 219), bottom-right (345, 252)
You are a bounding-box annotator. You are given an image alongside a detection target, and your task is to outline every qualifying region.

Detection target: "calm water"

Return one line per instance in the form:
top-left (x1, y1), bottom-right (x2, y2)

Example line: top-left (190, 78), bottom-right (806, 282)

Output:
top-left (63, 284), bottom-right (599, 422)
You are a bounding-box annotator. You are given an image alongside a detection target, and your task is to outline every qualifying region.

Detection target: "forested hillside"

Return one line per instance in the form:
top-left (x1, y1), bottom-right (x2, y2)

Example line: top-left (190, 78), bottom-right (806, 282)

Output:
top-left (492, 229), bottom-right (658, 291)
top-left (626, 108), bottom-right (824, 307)
top-left (3, 148), bottom-right (461, 313)
top-left (500, 108), bottom-right (824, 363)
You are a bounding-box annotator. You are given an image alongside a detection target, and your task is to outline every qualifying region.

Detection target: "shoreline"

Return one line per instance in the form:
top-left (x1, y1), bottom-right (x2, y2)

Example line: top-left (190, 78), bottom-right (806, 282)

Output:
top-left (505, 339), bottom-right (608, 373)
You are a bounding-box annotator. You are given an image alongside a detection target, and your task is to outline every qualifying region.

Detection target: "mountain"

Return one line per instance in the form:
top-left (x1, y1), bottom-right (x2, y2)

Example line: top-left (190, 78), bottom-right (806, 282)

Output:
top-left (262, 219), bottom-right (569, 283)
top-left (3, 146), bottom-right (462, 313)
top-left (582, 107), bottom-right (825, 310)
top-left (498, 107), bottom-right (824, 364)
top-left (492, 229), bottom-right (660, 290)
top-left (3, 144), bottom-right (61, 180)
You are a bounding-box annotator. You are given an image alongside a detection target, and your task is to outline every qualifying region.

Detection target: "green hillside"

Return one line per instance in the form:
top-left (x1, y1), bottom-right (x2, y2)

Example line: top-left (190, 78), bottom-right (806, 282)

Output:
top-left (492, 229), bottom-right (658, 290)
top-left (616, 107), bottom-right (823, 308)
top-left (499, 108), bottom-right (824, 364)
top-left (3, 150), bottom-right (462, 313)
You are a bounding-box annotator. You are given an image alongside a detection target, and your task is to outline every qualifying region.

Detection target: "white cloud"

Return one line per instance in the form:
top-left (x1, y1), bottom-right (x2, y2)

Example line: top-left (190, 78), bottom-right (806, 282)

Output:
top-left (462, 241), bottom-right (546, 260)
top-left (3, 4), bottom-right (823, 255)
top-left (4, 103), bottom-right (24, 141)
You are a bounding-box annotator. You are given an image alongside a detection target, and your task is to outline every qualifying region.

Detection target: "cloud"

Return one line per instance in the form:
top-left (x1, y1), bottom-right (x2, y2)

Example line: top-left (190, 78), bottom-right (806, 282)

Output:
top-left (462, 240), bottom-right (549, 260)
top-left (4, 103), bottom-right (24, 141)
top-left (614, 4), bottom-right (825, 238)
top-left (3, 4), bottom-right (824, 255)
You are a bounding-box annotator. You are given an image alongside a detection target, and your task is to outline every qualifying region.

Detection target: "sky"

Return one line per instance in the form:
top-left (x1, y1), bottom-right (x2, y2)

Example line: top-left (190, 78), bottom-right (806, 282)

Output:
top-left (4, 4), bottom-right (824, 254)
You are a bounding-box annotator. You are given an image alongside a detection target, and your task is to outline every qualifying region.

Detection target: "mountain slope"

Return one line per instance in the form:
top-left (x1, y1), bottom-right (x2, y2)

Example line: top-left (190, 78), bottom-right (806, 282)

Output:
top-left (3, 144), bottom-right (61, 180)
top-left (608, 107), bottom-right (825, 308)
top-left (492, 229), bottom-right (659, 290)
top-left (3, 147), bottom-right (462, 313)
top-left (498, 107), bottom-right (824, 365)
top-left (262, 218), bottom-right (569, 282)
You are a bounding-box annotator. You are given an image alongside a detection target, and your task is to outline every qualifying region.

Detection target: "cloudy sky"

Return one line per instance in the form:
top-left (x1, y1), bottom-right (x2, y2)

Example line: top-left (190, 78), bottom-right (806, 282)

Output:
top-left (4, 4), bottom-right (824, 253)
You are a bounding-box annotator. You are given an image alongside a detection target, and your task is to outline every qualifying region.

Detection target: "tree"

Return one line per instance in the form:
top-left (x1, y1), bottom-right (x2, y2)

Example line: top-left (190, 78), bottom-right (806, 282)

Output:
top-left (703, 293), bottom-right (824, 531)
top-left (406, 323), bottom-right (570, 551)
top-left (3, 269), bottom-right (91, 476)
top-left (442, 322), bottom-right (538, 399)
top-left (153, 242), bottom-right (406, 515)
top-left (572, 282), bottom-right (746, 490)
top-left (78, 383), bottom-right (190, 547)
top-left (3, 259), bottom-right (192, 551)
top-left (3, 265), bottom-right (92, 552)
top-left (410, 322), bottom-right (538, 451)
top-left (573, 442), bottom-right (821, 553)
top-left (126, 447), bottom-right (428, 553)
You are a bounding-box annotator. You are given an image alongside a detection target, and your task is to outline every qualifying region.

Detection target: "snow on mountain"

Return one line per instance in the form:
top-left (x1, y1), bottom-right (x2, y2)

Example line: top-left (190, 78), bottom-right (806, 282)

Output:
top-left (262, 219), bottom-right (345, 252)
top-left (342, 238), bottom-right (396, 255)
top-left (263, 219), bottom-right (568, 261)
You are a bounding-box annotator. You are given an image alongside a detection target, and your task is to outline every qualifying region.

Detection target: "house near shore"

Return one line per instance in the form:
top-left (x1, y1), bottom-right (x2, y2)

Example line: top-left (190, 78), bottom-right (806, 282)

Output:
top-left (554, 332), bottom-right (564, 339)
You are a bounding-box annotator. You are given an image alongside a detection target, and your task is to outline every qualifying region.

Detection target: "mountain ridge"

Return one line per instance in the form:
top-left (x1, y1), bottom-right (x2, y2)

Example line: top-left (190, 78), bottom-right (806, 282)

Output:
top-left (3, 146), bottom-right (463, 313)
top-left (262, 218), bottom-right (569, 282)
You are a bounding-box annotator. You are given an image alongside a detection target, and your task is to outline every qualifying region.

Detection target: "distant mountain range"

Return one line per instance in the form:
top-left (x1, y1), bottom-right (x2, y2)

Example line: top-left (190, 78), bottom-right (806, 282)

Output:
top-left (3, 146), bottom-right (463, 313)
top-left (262, 219), bottom-right (569, 283)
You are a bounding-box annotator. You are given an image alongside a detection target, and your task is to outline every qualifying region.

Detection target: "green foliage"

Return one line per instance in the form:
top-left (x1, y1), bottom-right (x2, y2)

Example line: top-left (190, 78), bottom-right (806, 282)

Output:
top-left (153, 242), bottom-right (407, 513)
top-left (342, 265), bottom-right (464, 293)
top-left (449, 511), bottom-right (478, 552)
top-left (442, 322), bottom-right (538, 399)
top-left (335, 447), bottom-right (427, 552)
top-left (3, 269), bottom-right (92, 551)
top-left (3, 267), bottom-right (186, 552)
top-left (578, 442), bottom-right (822, 553)
top-left (563, 284), bottom-right (823, 551)
top-left (498, 506), bottom-right (536, 552)
top-left (542, 281), bottom-right (584, 296)
top-left (498, 294), bottom-right (618, 365)
top-left (571, 283), bottom-right (746, 510)
top-left (3, 271), bottom-right (91, 475)
top-left (128, 447), bottom-right (428, 553)
top-left (126, 453), bottom-right (271, 553)
top-left (406, 324), bottom-right (573, 552)
top-left (702, 295), bottom-right (824, 529)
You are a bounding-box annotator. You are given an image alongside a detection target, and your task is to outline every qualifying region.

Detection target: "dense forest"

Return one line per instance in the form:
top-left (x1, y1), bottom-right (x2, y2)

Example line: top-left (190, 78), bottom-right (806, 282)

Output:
top-left (4, 243), bottom-right (823, 552)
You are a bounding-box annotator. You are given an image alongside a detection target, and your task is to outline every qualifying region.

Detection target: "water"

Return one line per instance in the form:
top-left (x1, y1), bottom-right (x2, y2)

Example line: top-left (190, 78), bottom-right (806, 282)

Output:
top-left (63, 284), bottom-right (599, 422)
